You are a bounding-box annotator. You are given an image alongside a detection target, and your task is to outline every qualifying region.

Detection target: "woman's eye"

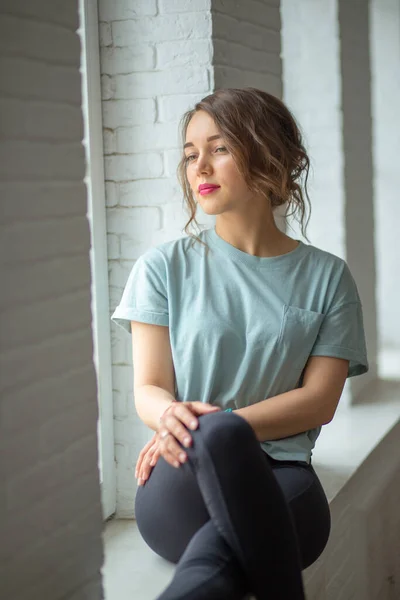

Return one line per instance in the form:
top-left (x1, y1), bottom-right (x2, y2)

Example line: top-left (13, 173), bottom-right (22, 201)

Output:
top-left (184, 147), bottom-right (227, 163)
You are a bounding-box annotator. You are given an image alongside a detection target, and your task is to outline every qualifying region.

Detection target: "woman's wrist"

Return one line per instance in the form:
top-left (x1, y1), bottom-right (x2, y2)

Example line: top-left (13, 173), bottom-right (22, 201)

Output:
top-left (135, 385), bottom-right (178, 432)
top-left (158, 400), bottom-right (179, 427)
top-left (159, 403), bottom-right (232, 427)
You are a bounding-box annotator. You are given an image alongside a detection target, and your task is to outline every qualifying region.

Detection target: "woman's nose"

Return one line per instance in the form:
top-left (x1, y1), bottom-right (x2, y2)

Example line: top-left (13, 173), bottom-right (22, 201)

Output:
top-left (196, 155), bottom-right (212, 173)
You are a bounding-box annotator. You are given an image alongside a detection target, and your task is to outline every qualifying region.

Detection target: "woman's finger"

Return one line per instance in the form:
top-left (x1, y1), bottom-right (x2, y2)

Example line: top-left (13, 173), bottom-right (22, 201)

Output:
top-left (189, 401), bottom-right (222, 417)
top-left (139, 454), bottom-right (155, 484)
top-left (158, 433), bottom-right (179, 467)
top-left (159, 433), bottom-right (187, 467)
top-left (136, 436), bottom-right (158, 477)
top-left (163, 448), bottom-right (181, 468)
top-left (135, 454), bottom-right (144, 478)
top-left (143, 447), bottom-right (159, 476)
top-left (139, 442), bottom-right (162, 483)
top-left (141, 459), bottom-right (153, 482)
top-left (160, 413), bottom-right (193, 451)
top-left (149, 447), bottom-right (160, 466)
top-left (158, 403), bottom-right (219, 466)
top-left (136, 443), bottom-right (152, 476)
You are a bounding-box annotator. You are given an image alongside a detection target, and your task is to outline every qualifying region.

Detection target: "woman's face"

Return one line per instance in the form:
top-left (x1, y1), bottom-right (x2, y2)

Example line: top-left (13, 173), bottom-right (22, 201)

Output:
top-left (184, 110), bottom-right (253, 216)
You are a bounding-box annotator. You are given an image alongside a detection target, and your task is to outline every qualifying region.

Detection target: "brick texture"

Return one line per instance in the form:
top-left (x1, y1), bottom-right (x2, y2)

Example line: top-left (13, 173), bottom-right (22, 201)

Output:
top-left (100, 0), bottom-right (284, 518)
top-left (0, 3), bottom-right (104, 600)
top-left (212, 0), bottom-right (282, 94)
top-left (98, 2), bottom-right (399, 600)
top-left (99, 0), bottom-right (214, 517)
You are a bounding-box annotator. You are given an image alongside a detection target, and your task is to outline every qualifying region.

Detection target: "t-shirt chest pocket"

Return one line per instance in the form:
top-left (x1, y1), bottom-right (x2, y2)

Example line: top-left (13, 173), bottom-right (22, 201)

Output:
top-left (278, 305), bottom-right (325, 371)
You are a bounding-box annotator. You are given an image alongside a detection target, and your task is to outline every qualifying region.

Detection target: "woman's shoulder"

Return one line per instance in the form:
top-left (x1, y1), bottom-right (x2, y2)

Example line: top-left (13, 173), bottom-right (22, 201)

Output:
top-left (302, 243), bottom-right (360, 302)
top-left (303, 241), bottom-right (345, 265)
top-left (302, 242), bottom-right (348, 278)
top-left (139, 230), bottom-right (209, 267)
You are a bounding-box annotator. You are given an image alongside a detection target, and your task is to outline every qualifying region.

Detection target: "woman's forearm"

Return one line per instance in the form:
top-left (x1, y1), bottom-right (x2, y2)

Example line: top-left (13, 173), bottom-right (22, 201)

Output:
top-left (135, 385), bottom-right (176, 432)
top-left (235, 356), bottom-right (348, 441)
top-left (234, 386), bottom-right (331, 442)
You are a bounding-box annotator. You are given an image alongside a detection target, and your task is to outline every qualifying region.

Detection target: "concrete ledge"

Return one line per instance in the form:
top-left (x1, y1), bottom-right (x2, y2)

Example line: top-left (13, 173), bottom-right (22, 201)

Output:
top-left (312, 378), bottom-right (400, 503)
top-left (102, 379), bottom-right (400, 600)
top-left (303, 379), bottom-right (400, 600)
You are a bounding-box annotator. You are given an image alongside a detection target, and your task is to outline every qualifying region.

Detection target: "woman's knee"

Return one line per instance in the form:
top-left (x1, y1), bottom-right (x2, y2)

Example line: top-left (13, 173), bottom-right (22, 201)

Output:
top-left (196, 410), bottom-right (256, 454)
top-left (134, 457), bottom-right (210, 563)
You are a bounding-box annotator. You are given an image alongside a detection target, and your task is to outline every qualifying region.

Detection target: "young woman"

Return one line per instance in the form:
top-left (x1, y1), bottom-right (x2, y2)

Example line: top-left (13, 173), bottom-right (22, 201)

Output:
top-left (112, 88), bottom-right (369, 600)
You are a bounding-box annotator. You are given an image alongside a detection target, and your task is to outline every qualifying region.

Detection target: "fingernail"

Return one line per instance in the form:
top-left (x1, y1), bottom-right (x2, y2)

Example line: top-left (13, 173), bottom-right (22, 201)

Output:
top-left (190, 421), bottom-right (197, 429)
top-left (179, 452), bottom-right (186, 462)
top-left (183, 436), bottom-right (191, 447)
top-left (138, 478), bottom-right (143, 485)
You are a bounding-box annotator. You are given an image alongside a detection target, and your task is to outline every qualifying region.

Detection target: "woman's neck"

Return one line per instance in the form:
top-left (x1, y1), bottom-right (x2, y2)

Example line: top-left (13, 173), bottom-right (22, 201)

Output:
top-left (214, 219), bottom-right (298, 258)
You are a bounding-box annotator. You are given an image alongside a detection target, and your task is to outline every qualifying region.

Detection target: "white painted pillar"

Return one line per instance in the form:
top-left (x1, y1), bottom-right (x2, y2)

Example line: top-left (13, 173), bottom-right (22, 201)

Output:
top-left (281, 0), bottom-right (378, 402)
top-left (281, 0), bottom-right (345, 256)
top-left (338, 0), bottom-right (378, 397)
top-left (370, 0), bottom-right (400, 378)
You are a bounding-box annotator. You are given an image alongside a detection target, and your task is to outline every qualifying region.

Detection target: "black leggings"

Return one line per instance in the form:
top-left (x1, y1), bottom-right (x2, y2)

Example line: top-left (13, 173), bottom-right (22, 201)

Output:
top-left (135, 411), bottom-right (331, 600)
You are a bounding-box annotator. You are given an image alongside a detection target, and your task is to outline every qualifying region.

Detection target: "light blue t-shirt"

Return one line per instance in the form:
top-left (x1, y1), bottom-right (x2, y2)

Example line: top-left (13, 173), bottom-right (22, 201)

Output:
top-left (112, 228), bottom-right (368, 464)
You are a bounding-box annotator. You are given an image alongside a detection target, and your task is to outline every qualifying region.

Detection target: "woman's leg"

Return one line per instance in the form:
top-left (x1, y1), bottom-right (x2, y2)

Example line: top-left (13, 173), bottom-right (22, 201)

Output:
top-left (155, 519), bottom-right (249, 600)
top-left (265, 454), bottom-right (331, 571)
top-left (135, 411), bottom-right (330, 599)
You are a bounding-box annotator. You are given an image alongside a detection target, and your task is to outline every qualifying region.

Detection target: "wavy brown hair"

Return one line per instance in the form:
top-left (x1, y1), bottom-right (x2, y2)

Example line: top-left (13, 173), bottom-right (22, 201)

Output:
top-left (176, 87), bottom-right (312, 252)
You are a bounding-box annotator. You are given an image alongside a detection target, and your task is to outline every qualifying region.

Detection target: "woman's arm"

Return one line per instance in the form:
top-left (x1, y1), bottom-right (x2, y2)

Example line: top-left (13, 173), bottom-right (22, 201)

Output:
top-left (135, 384), bottom-right (177, 431)
top-left (234, 356), bottom-right (349, 441)
top-left (131, 321), bottom-right (177, 431)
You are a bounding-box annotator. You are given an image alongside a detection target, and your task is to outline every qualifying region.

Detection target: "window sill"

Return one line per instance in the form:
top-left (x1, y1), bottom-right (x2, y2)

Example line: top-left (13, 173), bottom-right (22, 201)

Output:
top-left (102, 378), bottom-right (400, 600)
top-left (311, 378), bottom-right (400, 503)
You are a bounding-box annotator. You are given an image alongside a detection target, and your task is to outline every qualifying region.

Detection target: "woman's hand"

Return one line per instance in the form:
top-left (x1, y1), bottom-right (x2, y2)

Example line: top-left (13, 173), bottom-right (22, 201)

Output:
top-left (158, 401), bottom-right (221, 470)
top-left (135, 432), bottom-right (161, 486)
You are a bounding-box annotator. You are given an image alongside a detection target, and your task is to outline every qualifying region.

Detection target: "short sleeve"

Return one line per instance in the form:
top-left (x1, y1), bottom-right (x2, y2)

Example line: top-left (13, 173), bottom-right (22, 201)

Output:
top-left (111, 249), bottom-right (169, 334)
top-left (309, 262), bottom-right (369, 377)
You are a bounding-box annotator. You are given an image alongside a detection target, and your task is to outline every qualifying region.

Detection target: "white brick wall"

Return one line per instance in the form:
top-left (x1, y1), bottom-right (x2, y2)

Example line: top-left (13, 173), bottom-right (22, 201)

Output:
top-left (97, 2), bottom-right (399, 598)
top-left (100, 0), bottom-right (285, 517)
top-left (0, 3), bottom-right (104, 599)
top-left (213, 0), bottom-right (282, 95)
top-left (99, 0), bottom-right (214, 518)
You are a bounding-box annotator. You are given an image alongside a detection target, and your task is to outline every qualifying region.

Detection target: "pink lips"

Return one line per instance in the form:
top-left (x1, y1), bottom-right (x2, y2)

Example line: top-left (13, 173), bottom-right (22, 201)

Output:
top-left (198, 184), bottom-right (220, 196)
